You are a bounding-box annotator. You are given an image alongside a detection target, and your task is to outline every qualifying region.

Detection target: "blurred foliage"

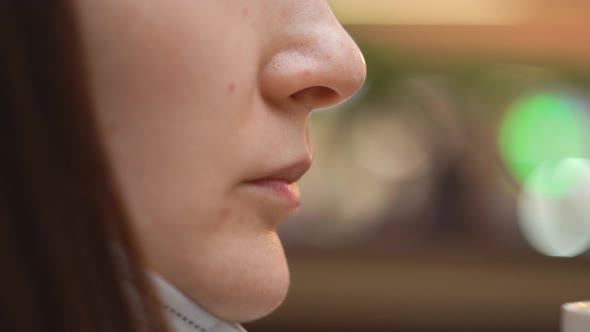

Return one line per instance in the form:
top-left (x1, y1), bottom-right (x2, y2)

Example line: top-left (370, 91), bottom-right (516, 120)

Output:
top-left (357, 43), bottom-right (590, 109)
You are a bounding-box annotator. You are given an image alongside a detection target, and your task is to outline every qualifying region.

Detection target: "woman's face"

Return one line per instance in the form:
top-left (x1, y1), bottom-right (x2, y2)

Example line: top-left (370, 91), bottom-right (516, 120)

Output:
top-left (75, 0), bottom-right (365, 322)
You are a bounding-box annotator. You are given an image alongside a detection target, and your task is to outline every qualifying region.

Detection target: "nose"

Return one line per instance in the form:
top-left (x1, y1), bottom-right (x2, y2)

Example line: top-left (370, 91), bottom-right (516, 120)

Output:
top-left (259, 2), bottom-right (366, 112)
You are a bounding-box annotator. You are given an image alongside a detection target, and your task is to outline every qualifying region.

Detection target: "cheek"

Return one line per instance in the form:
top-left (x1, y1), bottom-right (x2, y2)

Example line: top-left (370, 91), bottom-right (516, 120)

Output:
top-left (80, 0), bottom-right (261, 221)
top-left (78, 0), bottom-right (291, 321)
top-left (78, 0), bottom-right (261, 134)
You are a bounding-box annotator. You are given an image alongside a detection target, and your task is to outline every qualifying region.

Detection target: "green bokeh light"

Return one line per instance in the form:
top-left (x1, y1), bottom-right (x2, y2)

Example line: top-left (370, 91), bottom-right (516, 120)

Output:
top-left (499, 93), bottom-right (590, 197)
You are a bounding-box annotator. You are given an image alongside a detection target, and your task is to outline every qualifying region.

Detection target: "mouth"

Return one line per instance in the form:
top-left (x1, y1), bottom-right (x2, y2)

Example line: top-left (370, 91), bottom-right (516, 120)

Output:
top-left (244, 180), bottom-right (302, 208)
top-left (243, 157), bottom-right (312, 209)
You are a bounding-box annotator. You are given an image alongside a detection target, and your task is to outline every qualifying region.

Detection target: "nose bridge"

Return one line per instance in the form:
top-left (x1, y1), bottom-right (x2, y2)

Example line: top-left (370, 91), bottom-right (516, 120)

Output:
top-left (259, 4), bottom-right (366, 111)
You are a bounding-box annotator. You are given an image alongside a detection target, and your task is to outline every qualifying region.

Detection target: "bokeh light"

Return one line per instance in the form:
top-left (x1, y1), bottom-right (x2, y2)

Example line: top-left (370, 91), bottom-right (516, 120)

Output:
top-left (518, 158), bottom-right (590, 257)
top-left (499, 92), bottom-right (590, 197)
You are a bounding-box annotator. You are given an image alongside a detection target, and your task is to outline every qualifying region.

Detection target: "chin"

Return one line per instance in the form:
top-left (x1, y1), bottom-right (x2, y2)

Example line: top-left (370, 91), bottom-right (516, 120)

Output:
top-left (178, 231), bottom-right (292, 323)
top-left (201, 253), bottom-right (291, 323)
top-left (208, 272), bottom-right (290, 323)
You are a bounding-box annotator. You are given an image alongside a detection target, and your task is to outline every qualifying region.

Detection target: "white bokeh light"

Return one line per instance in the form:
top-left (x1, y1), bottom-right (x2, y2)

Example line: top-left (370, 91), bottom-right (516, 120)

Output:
top-left (518, 158), bottom-right (590, 257)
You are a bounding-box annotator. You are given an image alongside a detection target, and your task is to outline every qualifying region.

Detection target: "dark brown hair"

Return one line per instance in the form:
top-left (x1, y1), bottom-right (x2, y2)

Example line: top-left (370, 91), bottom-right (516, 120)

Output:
top-left (0, 1), bottom-right (169, 331)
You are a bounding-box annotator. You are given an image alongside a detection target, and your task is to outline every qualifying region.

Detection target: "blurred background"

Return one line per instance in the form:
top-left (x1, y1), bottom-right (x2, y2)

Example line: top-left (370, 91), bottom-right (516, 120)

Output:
top-left (246, 1), bottom-right (590, 331)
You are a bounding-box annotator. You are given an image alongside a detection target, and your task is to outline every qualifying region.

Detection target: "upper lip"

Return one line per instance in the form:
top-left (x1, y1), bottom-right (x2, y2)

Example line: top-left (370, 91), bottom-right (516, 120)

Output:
top-left (247, 157), bottom-right (312, 184)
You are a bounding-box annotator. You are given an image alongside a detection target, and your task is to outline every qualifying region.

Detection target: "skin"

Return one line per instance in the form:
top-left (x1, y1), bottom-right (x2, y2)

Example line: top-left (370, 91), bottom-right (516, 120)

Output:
top-left (75, 0), bottom-right (366, 323)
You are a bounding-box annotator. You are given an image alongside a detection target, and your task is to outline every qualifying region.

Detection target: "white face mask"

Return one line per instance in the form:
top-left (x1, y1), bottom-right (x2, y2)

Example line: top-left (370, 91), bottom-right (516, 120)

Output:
top-left (151, 273), bottom-right (247, 332)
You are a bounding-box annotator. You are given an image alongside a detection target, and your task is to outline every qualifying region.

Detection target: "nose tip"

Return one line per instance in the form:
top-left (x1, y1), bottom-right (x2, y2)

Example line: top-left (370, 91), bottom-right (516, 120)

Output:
top-left (260, 22), bottom-right (367, 111)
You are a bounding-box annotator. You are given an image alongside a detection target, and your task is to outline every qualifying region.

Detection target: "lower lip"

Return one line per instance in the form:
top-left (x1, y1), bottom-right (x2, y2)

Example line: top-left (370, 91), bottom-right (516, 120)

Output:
top-left (244, 180), bottom-right (301, 208)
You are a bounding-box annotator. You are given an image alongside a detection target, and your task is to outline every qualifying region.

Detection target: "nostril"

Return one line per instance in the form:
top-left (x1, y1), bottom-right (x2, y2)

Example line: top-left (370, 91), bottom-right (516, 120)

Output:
top-left (290, 86), bottom-right (340, 109)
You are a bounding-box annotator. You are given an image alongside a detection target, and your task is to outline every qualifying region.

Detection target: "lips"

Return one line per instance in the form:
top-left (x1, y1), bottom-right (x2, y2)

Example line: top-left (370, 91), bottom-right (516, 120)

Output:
top-left (243, 157), bottom-right (312, 208)
top-left (249, 158), bottom-right (312, 184)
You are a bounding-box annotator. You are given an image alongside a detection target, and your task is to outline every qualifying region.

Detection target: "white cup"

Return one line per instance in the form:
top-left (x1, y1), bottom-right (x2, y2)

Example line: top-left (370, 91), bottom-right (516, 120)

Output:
top-left (562, 301), bottom-right (590, 332)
